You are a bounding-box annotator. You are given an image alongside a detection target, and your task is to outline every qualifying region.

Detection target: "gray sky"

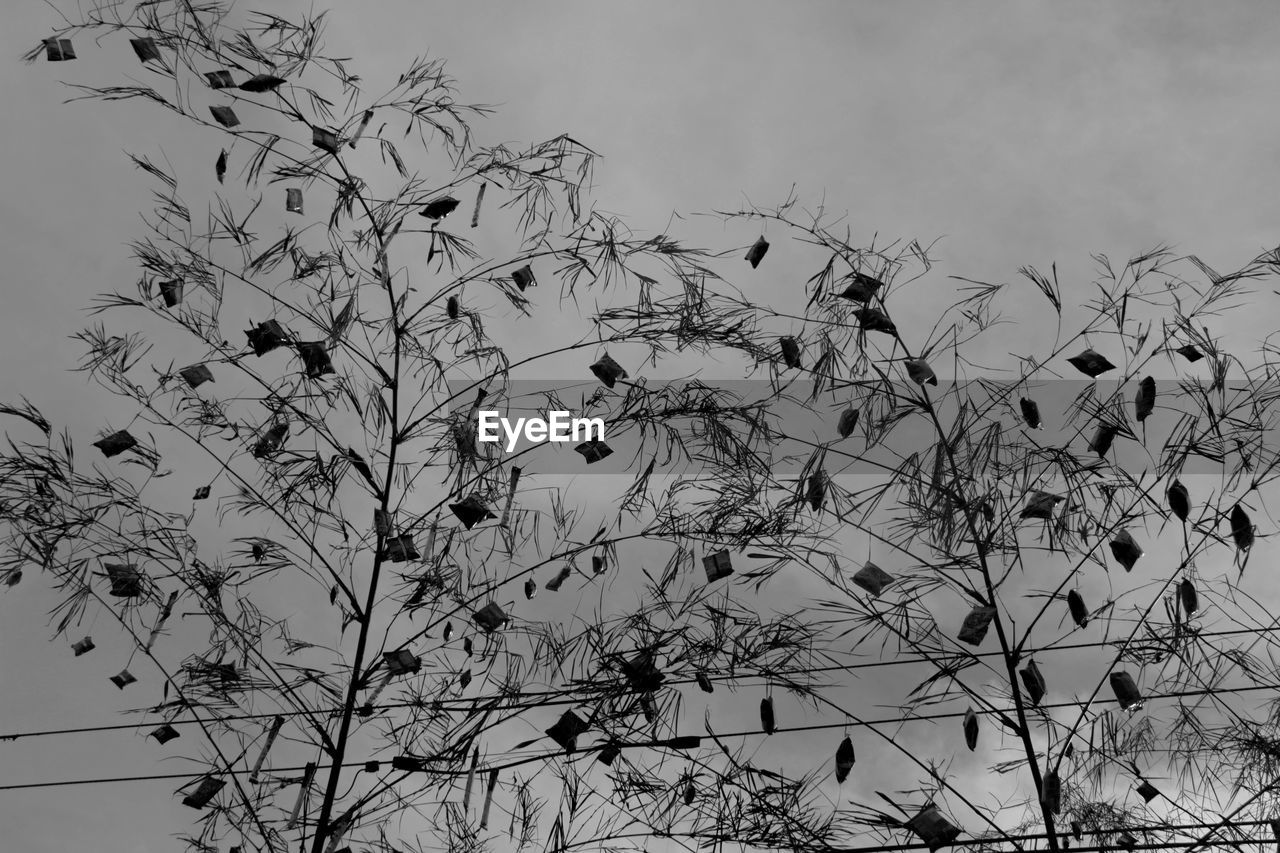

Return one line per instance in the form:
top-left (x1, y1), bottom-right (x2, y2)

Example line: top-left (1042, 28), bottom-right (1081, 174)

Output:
top-left (3, 2), bottom-right (1280, 852)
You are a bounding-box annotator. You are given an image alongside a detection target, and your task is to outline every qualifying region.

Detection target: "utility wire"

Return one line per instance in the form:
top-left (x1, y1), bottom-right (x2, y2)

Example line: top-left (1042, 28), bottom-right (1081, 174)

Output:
top-left (7, 625), bottom-right (1276, 742)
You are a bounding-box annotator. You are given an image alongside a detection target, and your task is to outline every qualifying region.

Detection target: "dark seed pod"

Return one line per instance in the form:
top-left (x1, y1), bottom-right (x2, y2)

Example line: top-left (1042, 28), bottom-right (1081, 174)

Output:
top-left (695, 672), bottom-right (714, 693)
top-left (1167, 479), bottom-right (1190, 522)
top-left (962, 707), bottom-right (978, 751)
top-left (834, 736), bottom-right (855, 783)
top-left (1067, 348), bottom-right (1116, 378)
top-left (1135, 376), bottom-right (1156, 422)
top-left (1019, 659), bottom-right (1047, 706)
top-left (1109, 529), bottom-right (1143, 572)
top-left (1019, 398), bottom-right (1041, 429)
top-left (760, 697), bottom-right (776, 734)
top-left (1176, 343), bottom-right (1204, 362)
top-left (447, 296), bottom-right (460, 319)
top-left (1067, 589), bottom-right (1089, 628)
top-left (779, 336), bottom-right (802, 370)
top-left (837, 407), bottom-right (859, 439)
top-left (744, 236), bottom-right (769, 268)
top-left (1178, 578), bottom-right (1198, 616)
top-left (1231, 504), bottom-right (1254, 552)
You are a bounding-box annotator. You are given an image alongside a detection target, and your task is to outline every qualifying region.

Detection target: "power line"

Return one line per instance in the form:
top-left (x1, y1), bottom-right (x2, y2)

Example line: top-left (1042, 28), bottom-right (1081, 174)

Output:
top-left (7, 625), bottom-right (1276, 742)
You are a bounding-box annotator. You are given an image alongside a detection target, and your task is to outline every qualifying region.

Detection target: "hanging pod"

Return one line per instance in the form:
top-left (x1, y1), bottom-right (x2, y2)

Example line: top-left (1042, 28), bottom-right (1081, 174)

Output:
top-left (695, 672), bottom-right (714, 693)
top-left (511, 264), bottom-right (537, 291)
top-left (373, 509), bottom-right (391, 538)
top-left (592, 555), bottom-right (605, 575)
top-left (620, 651), bottom-right (665, 692)
top-left (834, 735), bottom-right (855, 783)
top-left (597, 741), bottom-right (621, 766)
top-left (285, 187), bottom-right (303, 214)
top-left (962, 707), bottom-right (978, 751)
top-left (838, 271), bottom-right (883, 303)
top-left (1230, 503), bottom-right (1254, 552)
top-left (204, 70), bottom-right (235, 88)
top-left (193, 486), bottom-right (210, 500)
top-left (446, 295), bottom-right (460, 319)
top-left (905, 805), bottom-right (962, 853)
top-left (72, 636), bottom-right (95, 656)
top-left (472, 602), bottom-right (508, 633)
top-left (744, 236), bottom-right (769, 268)
top-left (852, 561), bottom-right (894, 597)
top-left (545, 563), bottom-right (572, 592)
top-left (853, 307), bottom-right (897, 336)
top-left (209, 105), bottom-right (240, 128)
top-left (383, 649), bottom-right (421, 676)
top-left (1136, 780), bottom-right (1160, 803)
top-left (297, 341), bottom-right (335, 378)
top-left (181, 776), bottom-right (226, 810)
top-left (287, 763), bottom-right (316, 828)
top-left (760, 696), bottom-right (776, 734)
top-left (381, 534), bottom-right (419, 563)
top-left (1070, 820), bottom-right (1083, 841)
top-left (449, 494), bottom-right (496, 529)
top-left (1177, 343), bottom-right (1204, 363)
top-left (836, 407), bottom-right (859, 439)
top-left (44, 38), bottom-right (76, 61)
top-left (150, 724), bottom-right (180, 744)
top-left (1178, 578), bottom-right (1198, 616)
top-left (1088, 422), bottom-right (1119, 457)
top-left (246, 319), bottom-right (289, 356)
top-left (684, 780), bottom-right (696, 805)
top-left (110, 669), bottom-right (137, 689)
top-left (779, 336), bottom-right (803, 370)
top-left (419, 196), bottom-right (460, 220)
top-left (1167, 479), bottom-right (1190, 522)
top-left (480, 768), bottom-right (498, 829)
top-left (94, 430), bottom-right (138, 458)
top-left (158, 279), bottom-right (184, 307)
top-left (1066, 590), bottom-right (1089, 628)
top-left (1019, 398), bottom-right (1042, 429)
top-left (806, 470), bottom-right (826, 511)
top-left (312, 126), bottom-right (340, 154)
top-left (956, 605), bottom-right (998, 646)
top-left (179, 364), bottom-right (214, 388)
top-left (1020, 491), bottom-right (1062, 520)
top-left (239, 74), bottom-right (286, 93)
top-left (1110, 670), bottom-right (1143, 710)
top-left (105, 562), bottom-right (144, 597)
top-left (252, 422), bottom-right (288, 458)
top-left (1109, 529), bottom-right (1143, 572)
top-left (442, 622), bottom-right (454, 642)
top-left (1019, 659), bottom-right (1047, 706)
top-left (1134, 376), bottom-right (1156, 422)
top-left (575, 440), bottom-right (613, 464)
top-left (523, 578), bottom-right (537, 600)
top-left (130, 37), bottom-right (161, 63)
top-left (702, 550), bottom-right (734, 583)
top-left (589, 353), bottom-right (628, 388)
top-left (1066, 348), bottom-right (1116, 378)
top-left (248, 716), bottom-right (285, 784)
top-left (905, 358), bottom-right (937, 386)
top-left (545, 710), bottom-right (589, 752)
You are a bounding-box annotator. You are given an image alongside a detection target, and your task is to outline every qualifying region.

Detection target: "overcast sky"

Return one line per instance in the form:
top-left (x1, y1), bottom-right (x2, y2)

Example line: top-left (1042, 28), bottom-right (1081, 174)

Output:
top-left (4, 2), bottom-right (1280, 852)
